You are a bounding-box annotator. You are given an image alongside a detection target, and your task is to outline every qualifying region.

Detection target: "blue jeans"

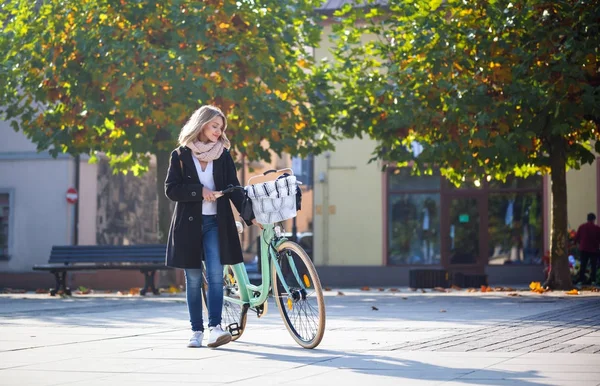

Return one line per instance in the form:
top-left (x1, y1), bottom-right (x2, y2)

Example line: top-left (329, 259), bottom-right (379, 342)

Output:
top-left (185, 215), bottom-right (223, 332)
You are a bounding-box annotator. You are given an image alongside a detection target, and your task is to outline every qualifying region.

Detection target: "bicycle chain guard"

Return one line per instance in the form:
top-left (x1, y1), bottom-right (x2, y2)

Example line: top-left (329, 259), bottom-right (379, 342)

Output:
top-left (255, 301), bottom-right (268, 318)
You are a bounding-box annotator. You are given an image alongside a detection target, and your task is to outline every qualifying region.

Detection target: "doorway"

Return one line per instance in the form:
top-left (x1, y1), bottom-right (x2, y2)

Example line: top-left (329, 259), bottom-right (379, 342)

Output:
top-left (442, 195), bottom-right (487, 272)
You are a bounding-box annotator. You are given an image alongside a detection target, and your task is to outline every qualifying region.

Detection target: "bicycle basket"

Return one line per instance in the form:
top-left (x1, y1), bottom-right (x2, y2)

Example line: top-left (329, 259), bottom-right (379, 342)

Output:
top-left (246, 175), bottom-right (299, 224)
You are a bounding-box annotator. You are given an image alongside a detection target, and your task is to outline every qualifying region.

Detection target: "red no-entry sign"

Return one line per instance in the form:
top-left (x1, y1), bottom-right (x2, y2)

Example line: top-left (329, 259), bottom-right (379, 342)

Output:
top-left (66, 187), bottom-right (78, 204)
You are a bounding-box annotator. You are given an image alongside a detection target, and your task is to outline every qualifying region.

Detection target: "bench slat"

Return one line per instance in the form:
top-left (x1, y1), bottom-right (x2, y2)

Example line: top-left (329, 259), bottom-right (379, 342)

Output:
top-left (50, 245), bottom-right (165, 250)
top-left (33, 264), bottom-right (167, 271)
top-left (50, 254), bottom-right (164, 258)
top-left (49, 253), bottom-right (165, 258)
top-left (44, 244), bottom-right (167, 265)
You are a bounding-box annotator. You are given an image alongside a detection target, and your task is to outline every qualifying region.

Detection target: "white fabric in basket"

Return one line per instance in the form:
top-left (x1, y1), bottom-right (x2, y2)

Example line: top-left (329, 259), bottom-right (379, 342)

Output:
top-left (246, 175), bottom-right (298, 224)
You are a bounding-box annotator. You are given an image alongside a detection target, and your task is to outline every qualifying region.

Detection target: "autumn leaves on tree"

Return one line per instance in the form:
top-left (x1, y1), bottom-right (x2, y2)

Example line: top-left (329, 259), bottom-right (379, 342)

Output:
top-left (0, 0), bottom-right (333, 242)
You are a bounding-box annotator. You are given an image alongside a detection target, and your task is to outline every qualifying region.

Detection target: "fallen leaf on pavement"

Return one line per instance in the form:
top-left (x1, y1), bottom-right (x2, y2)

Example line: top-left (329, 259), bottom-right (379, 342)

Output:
top-left (337, 291), bottom-right (345, 296)
top-left (565, 289), bottom-right (579, 295)
top-left (402, 297), bottom-right (408, 300)
top-left (420, 289), bottom-right (426, 293)
top-left (389, 288), bottom-right (399, 292)
top-left (325, 287), bottom-right (332, 291)
top-left (451, 285), bottom-right (462, 290)
top-left (378, 288), bottom-right (385, 292)
top-left (507, 293), bottom-right (521, 297)
top-left (77, 286), bottom-right (92, 295)
top-left (371, 306), bottom-right (379, 311)
top-left (129, 288), bottom-right (141, 295)
top-left (581, 286), bottom-right (599, 292)
top-left (361, 286), bottom-right (371, 291)
top-left (529, 281), bottom-right (548, 294)
top-left (433, 287), bottom-right (447, 292)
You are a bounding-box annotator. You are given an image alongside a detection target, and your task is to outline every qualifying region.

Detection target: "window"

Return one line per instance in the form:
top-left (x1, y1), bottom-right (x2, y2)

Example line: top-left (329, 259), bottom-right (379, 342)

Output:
top-left (388, 169), bottom-right (441, 265)
top-left (488, 175), bottom-right (543, 190)
top-left (0, 192), bottom-right (11, 260)
top-left (387, 167), bottom-right (544, 267)
top-left (488, 189), bottom-right (543, 265)
top-left (389, 168), bottom-right (440, 191)
top-left (389, 193), bottom-right (441, 265)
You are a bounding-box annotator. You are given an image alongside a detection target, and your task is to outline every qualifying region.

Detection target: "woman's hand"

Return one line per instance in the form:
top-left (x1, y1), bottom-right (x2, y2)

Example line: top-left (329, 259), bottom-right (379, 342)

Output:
top-left (252, 219), bottom-right (263, 229)
top-left (202, 187), bottom-right (216, 202)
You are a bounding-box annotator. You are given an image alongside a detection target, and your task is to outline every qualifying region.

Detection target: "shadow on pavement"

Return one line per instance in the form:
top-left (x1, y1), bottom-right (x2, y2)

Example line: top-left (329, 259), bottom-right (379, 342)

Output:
top-left (221, 342), bottom-right (547, 386)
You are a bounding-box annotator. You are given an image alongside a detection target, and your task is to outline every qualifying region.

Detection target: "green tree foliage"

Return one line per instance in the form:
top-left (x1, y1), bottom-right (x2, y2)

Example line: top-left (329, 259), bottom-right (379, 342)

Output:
top-left (323, 0), bottom-right (600, 289)
top-left (0, 0), bottom-right (334, 242)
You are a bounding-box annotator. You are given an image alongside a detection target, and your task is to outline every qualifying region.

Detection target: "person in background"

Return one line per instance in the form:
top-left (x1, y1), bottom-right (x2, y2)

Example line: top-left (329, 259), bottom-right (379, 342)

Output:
top-left (574, 213), bottom-right (600, 285)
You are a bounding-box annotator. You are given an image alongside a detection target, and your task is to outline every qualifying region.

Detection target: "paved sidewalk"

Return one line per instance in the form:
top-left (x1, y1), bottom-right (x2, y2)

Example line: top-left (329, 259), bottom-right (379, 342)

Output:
top-left (1, 288), bottom-right (599, 386)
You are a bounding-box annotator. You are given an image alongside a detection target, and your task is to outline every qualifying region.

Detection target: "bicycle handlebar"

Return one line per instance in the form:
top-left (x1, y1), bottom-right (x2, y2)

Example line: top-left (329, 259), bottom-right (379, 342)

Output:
top-left (213, 185), bottom-right (244, 198)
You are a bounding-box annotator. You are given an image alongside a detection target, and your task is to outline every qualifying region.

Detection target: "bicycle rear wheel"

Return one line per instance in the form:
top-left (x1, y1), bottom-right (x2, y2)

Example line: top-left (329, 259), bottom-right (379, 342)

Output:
top-left (202, 264), bottom-right (248, 341)
top-left (272, 241), bottom-right (326, 349)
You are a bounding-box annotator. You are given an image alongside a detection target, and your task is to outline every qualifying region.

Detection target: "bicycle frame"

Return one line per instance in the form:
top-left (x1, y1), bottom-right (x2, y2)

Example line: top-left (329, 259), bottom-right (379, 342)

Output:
top-left (224, 223), bottom-right (287, 309)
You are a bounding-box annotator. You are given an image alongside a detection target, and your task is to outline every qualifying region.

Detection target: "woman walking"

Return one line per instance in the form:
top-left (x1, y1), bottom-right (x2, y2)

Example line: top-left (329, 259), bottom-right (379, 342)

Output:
top-left (165, 105), bottom-right (258, 348)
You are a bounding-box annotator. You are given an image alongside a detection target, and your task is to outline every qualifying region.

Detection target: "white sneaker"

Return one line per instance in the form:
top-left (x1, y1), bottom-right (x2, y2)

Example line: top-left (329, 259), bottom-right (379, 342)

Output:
top-left (207, 325), bottom-right (232, 348)
top-left (187, 331), bottom-right (204, 348)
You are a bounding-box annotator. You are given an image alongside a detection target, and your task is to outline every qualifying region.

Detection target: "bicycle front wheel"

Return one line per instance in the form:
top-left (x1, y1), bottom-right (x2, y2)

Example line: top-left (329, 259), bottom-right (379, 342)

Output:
top-left (272, 241), bottom-right (326, 349)
top-left (202, 264), bottom-right (248, 341)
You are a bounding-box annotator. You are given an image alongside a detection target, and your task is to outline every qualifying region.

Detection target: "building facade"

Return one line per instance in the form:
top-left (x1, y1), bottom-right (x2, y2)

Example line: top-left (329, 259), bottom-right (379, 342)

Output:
top-left (311, 139), bottom-right (598, 287)
top-left (0, 122), bottom-right (97, 287)
top-left (310, 16), bottom-right (600, 286)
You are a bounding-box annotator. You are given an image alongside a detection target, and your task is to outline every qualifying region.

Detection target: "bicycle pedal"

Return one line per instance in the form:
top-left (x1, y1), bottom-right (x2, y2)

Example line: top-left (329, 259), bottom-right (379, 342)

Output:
top-left (227, 322), bottom-right (241, 337)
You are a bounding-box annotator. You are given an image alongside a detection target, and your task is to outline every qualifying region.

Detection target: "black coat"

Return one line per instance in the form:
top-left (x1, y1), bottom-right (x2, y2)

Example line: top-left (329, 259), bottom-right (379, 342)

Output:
top-left (165, 146), bottom-right (248, 268)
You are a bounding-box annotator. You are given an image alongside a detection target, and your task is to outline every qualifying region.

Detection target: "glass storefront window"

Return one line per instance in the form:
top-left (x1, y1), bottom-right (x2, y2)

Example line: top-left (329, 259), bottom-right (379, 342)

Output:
top-left (448, 197), bottom-right (480, 265)
top-left (445, 177), bottom-right (484, 190)
top-left (388, 193), bottom-right (441, 265)
top-left (488, 175), bottom-right (543, 190)
top-left (488, 192), bottom-right (543, 265)
top-left (389, 168), bottom-right (440, 191)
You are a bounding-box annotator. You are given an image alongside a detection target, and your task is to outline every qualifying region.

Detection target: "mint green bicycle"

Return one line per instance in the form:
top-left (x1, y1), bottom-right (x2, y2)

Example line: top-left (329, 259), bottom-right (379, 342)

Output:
top-left (202, 177), bottom-right (326, 349)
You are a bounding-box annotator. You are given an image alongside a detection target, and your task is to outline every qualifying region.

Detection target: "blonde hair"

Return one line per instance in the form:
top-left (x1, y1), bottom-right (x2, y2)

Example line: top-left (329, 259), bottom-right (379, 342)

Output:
top-left (178, 105), bottom-right (228, 146)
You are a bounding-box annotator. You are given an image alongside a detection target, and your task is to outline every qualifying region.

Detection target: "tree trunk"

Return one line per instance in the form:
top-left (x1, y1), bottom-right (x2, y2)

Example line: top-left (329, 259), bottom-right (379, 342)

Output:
top-left (156, 148), bottom-right (177, 287)
top-left (543, 136), bottom-right (573, 290)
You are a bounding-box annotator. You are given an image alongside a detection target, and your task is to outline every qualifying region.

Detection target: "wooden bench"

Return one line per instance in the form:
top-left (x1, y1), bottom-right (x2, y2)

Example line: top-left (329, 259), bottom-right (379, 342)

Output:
top-left (33, 245), bottom-right (170, 296)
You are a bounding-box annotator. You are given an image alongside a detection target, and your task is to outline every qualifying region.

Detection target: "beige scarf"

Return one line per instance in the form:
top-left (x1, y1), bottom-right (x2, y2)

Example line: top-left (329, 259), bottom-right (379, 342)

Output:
top-left (187, 135), bottom-right (231, 162)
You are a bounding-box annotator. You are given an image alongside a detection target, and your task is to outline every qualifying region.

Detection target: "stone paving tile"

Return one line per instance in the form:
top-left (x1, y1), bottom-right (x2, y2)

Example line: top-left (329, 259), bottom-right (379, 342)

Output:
top-left (387, 299), bottom-right (600, 354)
top-left (578, 345), bottom-right (600, 354)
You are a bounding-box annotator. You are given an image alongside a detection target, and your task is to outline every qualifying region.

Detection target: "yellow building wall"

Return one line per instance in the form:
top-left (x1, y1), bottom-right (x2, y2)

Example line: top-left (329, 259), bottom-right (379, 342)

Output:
top-left (312, 23), bottom-right (385, 266)
top-left (313, 138), bottom-right (384, 266)
top-left (566, 161), bottom-right (598, 229)
top-left (544, 158), bottom-right (598, 252)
